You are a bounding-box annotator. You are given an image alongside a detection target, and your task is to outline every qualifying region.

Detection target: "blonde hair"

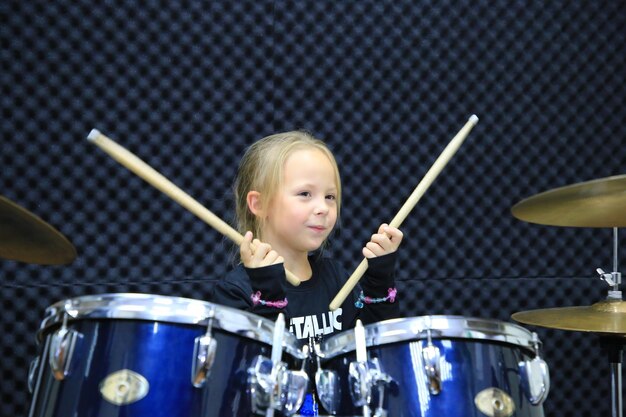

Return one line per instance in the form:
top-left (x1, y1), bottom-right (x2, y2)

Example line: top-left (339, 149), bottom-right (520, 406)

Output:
top-left (234, 131), bottom-right (342, 242)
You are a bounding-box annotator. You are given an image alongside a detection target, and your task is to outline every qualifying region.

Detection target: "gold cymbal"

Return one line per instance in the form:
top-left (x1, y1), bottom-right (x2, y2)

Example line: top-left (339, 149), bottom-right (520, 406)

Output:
top-left (511, 174), bottom-right (626, 228)
top-left (0, 195), bottom-right (77, 265)
top-left (512, 299), bottom-right (626, 334)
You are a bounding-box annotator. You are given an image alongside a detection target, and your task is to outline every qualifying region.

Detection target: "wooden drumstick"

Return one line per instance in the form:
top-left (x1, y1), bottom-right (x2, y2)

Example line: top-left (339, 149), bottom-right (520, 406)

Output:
top-left (329, 115), bottom-right (479, 310)
top-left (87, 129), bottom-right (301, 286)
top-left (267, 313), bottom-right (285, 417)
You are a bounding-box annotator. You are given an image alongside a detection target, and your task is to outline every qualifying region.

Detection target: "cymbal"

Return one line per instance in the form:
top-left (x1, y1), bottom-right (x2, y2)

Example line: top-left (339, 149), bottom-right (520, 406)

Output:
top-left (511, 174), bottom-right (626, 228)
top-left (512, 299), bottom-right (626, 334)
top-left (0, 195), bottom-right (77, 265)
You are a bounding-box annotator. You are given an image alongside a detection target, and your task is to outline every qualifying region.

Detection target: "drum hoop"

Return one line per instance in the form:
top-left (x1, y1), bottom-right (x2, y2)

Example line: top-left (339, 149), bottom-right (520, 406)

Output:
top-left (320, 315), bottom-right (537, 359)
top-left (38, 293), bottom-right (306, 359)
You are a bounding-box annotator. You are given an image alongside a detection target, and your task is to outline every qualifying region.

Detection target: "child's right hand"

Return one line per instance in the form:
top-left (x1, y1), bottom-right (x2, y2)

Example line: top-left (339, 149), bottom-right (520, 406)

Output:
top-left (240, 231), bottom-right (284, 268)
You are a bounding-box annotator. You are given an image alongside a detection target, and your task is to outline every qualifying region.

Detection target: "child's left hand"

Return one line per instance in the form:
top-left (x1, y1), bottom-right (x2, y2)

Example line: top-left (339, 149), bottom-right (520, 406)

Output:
top-left (363, 223), bottom-right (403, 258)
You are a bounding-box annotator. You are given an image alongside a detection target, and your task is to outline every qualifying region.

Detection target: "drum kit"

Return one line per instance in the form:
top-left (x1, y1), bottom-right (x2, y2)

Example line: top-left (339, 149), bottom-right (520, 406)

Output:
top-left (2, 173), bottom-right (625, 416)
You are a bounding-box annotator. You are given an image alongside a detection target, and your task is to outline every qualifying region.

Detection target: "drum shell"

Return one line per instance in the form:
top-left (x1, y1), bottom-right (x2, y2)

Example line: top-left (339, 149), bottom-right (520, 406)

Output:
top-left (28, 294), bottom-right (304, 417)
top-left (316, 316), bottom-right (546, 417)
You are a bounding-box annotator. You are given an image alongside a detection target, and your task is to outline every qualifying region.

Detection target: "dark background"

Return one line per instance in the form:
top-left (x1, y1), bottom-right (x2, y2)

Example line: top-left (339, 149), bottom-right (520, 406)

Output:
top-left (2, 1), bottom-right (625, 415)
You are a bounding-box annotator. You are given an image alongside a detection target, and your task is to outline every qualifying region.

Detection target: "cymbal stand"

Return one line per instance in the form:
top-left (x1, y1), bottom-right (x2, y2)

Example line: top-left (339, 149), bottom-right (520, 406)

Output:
top-left (597, 228), bottom-right (622, 300)
top-left (596, 227), bottom-right (623, 417)
top-left (599, 337), bottom-right (623, 417)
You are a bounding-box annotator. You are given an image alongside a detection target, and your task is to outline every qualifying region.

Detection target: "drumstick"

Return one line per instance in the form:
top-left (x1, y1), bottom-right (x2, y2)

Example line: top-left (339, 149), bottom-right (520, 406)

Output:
top-left (86, 129), bottom-right (301, 286)
top-left (329, 115), bottom-right (479, 310)
top-left (354, 319), bottom-right (367, 362)
top-left (354, 319), bottom-right (370, 417)
top-left (267, 313), bottom-right (285, 417)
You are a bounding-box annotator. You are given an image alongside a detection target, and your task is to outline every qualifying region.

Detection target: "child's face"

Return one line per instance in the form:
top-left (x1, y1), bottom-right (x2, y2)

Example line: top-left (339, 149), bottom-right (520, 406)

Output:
top-left (263, 148), bottom-right (338, 255)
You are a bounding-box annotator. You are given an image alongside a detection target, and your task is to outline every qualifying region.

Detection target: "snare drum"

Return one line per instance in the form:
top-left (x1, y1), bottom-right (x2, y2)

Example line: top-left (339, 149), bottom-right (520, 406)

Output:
top-left (315, 316), bottom-right (550, 417)
top-left (28, 293), bottom-right (308, 417)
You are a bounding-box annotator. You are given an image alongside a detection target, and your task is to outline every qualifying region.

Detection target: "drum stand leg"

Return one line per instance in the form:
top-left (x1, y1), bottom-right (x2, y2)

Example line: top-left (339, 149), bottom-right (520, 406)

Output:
top-left (600, 337), bottom-right (623, 417)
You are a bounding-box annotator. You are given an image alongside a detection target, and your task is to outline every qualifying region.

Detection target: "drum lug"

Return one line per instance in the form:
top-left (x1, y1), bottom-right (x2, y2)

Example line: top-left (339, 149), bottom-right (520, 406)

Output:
top-left (422, 330), bottom-right (442, 395)
top-left (349, 360), bottom-right (371, 406)
top-left (314, 341), bottom-right (342, 414)
top-left (248, 355), bottom-right (274, 413)
top-left (315, 367), bottom-right (341, 414)
top-left (278, 367), bottom-right (309, 415)
top-left (248, 355), bottom-right (309, 415)
top-left (191, 307), bottom-right (217, 388)
top-left (348, 358), bottom-right (391, 413)
top-left (519, 333), bottom-right (550, 405)
top-left (191, 334), bottom-right (217, 387)
top-left (48, 313), bottom-right (80, 380)
top-left (28, 356), bottom-right (40, 393)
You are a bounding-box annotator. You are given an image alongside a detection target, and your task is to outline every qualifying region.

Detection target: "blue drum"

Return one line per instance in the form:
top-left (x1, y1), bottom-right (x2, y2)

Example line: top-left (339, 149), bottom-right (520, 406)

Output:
top-left (28, 293), bottom-right (309, 417)
top-left (314, 316), bottom-right (550, 417)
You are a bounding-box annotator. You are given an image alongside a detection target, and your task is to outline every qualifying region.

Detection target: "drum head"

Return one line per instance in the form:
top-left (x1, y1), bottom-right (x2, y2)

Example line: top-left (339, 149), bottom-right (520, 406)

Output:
top-left (39, 293), bottom-right (305, 359)
top-left (320, 315), bottom-right (536, 359)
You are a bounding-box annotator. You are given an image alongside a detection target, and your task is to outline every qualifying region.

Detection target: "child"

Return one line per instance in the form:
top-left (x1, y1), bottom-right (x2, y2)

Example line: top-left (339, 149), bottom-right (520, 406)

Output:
top-left (211, 131), bottom-right (402, 342)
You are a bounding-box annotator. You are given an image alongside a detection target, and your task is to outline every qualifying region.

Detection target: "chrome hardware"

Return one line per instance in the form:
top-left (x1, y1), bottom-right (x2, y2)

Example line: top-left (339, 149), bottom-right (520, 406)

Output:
top-left (191, 307), bottom-right (217, 388)
top-left (28, 356), bottom-right (40, 393)
top-left (519, 332), bottom-right (550, 405)
top-left (315, 367), bottom-right (341, 414)
top-left (249, 355), bottom-right (274, 413)
top-left (371, 370), bottom-right (389, 417)
top-left (248, 355), bottom-right (308, 415)
top-left (347, 358), bottom-right (391, 413)
top-left (519, 358), bottom-right (550, 405)
top-left (372, 398), bottom-right (388, 417)
top-left (422, 328), bottom-right (442, 395)
top-left (278, 367), bottom-right (309, 415)
top-left (349, 360), bottom-right (371, 407)
top-left (315, 341), bottom-right (342, 414)
top-left (99, 369), bottom-right (149, 405)
top-left (599, 227), bottom-right (623, 300)
top-left (598, 268), bottom-right (622, 289)
top-left (474, 387), bottom-right (515, 417)
top-left (48, 312), bottom-right (80, 380)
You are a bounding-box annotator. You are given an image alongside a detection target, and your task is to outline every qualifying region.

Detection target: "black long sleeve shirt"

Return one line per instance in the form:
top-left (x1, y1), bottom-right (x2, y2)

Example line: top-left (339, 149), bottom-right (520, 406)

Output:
top-left (211, 252), bottom-right (400, 343)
